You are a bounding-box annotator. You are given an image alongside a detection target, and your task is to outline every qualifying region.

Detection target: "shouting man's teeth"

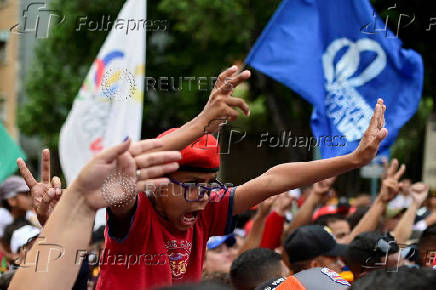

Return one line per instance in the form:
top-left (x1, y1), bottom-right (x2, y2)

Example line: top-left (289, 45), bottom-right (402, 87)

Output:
top-left (182, 212), bottom-right (198, 226)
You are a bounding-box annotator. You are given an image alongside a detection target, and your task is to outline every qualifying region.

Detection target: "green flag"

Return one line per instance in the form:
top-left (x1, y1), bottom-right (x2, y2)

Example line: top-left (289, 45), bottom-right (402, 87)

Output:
top-left (0, 124), bottom-right (26, 183)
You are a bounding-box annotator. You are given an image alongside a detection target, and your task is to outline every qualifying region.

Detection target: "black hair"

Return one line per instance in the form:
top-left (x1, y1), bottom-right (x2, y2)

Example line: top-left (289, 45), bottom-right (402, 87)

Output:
top-left (230, 248), bottom-right (284, 290)
top-left (346, 206), bottom-right (370, 230)
top-left (286, 259), bottom-right (312, 274)
top-left (2, 218), bottom-right (31, 253)
top-left (417, 225), bottom-right (436, 266)
top-left (345, 231), bottom-right (398, 275)
top-left (201, 271), bottom-right (232, 287)
top-left (1, 200), bottom-right (11, 211)
top-left (420, 224), bottom-right (436, 239)
top-left (91, 225), bottom-right (105, 244)
top-left (313, 213), bottom-right (347, 227)
top-left (350, 266), bottom-right (436, 290)
top-left (235, 209), bottom-right (256, 230)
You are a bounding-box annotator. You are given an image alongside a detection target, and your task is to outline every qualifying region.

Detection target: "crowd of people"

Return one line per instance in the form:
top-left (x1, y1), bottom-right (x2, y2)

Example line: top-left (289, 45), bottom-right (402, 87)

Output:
top-left (0, 66), bottom-right (435, 289)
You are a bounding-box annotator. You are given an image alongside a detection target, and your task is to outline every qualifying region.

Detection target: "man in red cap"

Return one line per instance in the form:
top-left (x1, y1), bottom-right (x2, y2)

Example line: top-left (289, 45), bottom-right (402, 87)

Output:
top-left (96, 65), bottom-right (387, 289)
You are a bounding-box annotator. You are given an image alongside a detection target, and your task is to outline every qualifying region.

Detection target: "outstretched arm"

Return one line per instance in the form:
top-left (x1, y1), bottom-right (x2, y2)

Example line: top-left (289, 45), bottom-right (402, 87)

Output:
top-left (9, 140), bottom-right (180, 290)
top-left (392, 182), bottom-right (429, 244)
top-left (341, 159), bottom-right (405, 244)
top-left (237, 197), bottom-right (274, 255)
top-left (233, 99), bottom-right (387, 215)
top-left (282, 178), bottom-right (335, 240)
top-left (130, 65), bottom-right (250, 155)
top-left (114, 66), bottom-right (250, 220)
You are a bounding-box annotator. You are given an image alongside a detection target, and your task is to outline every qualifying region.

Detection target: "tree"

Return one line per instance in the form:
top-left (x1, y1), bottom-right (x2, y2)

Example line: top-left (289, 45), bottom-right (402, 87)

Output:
top-left (19, 0), bottom-right (434, 186)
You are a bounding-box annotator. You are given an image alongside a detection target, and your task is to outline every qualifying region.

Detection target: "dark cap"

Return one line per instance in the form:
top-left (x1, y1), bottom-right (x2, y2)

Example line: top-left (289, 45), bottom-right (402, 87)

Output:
top-left (345, 231), bottom-right (399, 268)
top-left (284, 225), bottom-right (347, 263)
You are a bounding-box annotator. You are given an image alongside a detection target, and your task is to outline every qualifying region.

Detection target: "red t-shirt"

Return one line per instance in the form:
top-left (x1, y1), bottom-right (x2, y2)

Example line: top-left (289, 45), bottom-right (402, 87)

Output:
top-left (96, 187), bottom-right (237, 289)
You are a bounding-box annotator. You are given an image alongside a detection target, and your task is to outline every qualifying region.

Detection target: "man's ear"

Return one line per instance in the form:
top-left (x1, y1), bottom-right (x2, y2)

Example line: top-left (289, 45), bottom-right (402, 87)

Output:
top-left (8, 197), bottom-right (17, 208)
top-left (281, 251), bottom-right (291, 271)
top-left (310, 258), bottom-right (321, 268)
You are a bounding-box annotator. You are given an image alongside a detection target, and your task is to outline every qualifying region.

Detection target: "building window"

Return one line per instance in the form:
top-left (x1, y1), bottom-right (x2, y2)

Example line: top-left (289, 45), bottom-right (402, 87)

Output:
top-left (0, 31), bottom-right (8, 64)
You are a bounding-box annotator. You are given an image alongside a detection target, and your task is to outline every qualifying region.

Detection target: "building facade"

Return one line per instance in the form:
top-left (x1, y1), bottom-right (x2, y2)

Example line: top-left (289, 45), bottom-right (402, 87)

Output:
top-left (0, 0), bottom-right (19, 139)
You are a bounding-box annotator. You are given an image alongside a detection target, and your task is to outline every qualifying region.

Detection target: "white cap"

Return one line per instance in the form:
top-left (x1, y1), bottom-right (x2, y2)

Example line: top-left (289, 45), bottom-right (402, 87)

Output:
top-left (94, 208), bottom-right (106, 230)
top-left (10, 225), bottom-right (40, 253)
top-left (289, 188), bottom-right (301, 199)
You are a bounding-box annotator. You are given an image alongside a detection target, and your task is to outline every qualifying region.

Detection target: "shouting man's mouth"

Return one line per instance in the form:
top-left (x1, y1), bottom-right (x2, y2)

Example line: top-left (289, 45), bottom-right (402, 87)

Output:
top-left (181, 210), bottom-right (200, 227)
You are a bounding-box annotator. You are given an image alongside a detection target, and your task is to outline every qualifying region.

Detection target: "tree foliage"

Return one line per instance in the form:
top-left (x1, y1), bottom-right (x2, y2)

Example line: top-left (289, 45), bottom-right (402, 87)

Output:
top-left (19, 0), bottom-right (435, 182)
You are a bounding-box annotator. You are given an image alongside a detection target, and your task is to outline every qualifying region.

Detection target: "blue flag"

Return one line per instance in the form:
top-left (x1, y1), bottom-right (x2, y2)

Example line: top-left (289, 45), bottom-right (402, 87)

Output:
top-left (245, 0), bottom-right (423, 158)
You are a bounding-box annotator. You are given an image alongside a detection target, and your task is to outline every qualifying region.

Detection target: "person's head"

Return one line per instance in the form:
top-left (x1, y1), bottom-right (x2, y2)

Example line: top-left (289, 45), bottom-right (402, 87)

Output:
top-left (345, 231), bottom-right (403, 278)
top-left (426, 189), bottom-right (436, 211)
top-left (350, 266), bottom-right (436, 290)
top-left (346, 206), bottom-right (370, 230)
top-left (150, 128), bottom-right (225, 231)
top-left (203, 235), bottom-right (236, 274)
top-left (0, 176), bottom-right (32, 217)
top-left (255, 267), bottom-right (351, 290)
top-left (11, 225), bottom-right (40, 262)
top-left (399, 179), bottom-right (412, 196)
top-left (201, 271), bottom-right (232, 287)
top-left (1, 219), bottom-right (31, 260)
top-left (230, 248), bottom-right (289, 290)
top-left (283, 225), bottom-right (347, 274)
top-left (314, 214), bottom-right (351, 243)
top-left (418, 225), bottom-right (436, 268)
top-left (160, 281), bottom-right (231, 290)
top-left (350, 194), bottom-right (371, 208)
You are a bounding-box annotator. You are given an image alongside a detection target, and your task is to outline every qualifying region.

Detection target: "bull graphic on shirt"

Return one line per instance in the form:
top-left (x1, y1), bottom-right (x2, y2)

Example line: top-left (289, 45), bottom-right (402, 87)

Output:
top-left (165, 240), bottom-right (192, 279)
top-left (168, 252), bottom-right (189, 278)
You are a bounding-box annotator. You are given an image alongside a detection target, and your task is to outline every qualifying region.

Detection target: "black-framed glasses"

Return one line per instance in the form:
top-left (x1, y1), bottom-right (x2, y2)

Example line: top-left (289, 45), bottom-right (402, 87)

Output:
top-left (168, 177), bottom-right (228, 202)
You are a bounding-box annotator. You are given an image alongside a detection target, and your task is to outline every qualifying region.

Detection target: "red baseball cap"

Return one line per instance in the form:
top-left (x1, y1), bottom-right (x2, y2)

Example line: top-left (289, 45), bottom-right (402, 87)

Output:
top-left (157, 128), bottom-right (220, 173)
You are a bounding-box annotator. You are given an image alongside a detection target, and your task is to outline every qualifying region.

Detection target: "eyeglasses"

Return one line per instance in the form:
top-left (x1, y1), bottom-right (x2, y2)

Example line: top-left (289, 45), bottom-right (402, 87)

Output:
top-left (168, 177), bottom-right (228, 203)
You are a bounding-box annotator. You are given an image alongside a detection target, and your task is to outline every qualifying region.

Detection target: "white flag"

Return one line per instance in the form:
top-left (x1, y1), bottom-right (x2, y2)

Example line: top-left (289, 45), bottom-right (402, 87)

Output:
top-left (60, 0), bottom-right (146, 185)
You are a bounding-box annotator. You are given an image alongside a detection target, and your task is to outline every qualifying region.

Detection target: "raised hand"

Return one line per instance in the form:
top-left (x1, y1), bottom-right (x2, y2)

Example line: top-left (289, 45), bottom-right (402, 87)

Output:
top-left (129, 139), bottom-right (183, 192)
top-left (257, 196), bottom-right (276, 218)
top-left (198, 65), bottom-right (251, 134)
top-left (271, 192), bottom-right (294, 217)
top-left (352, 99), bottom-right (388, 167)
top-left (378, 159), bottom-right (405, 203)
top-left (312, 177), bottom-right (336, 196)
top-left (17, 149), bottom-right (62, 225)
top-left (73, 139), bottom-right (181, 210)
top-left (410, 182), bottom-right (429, 206)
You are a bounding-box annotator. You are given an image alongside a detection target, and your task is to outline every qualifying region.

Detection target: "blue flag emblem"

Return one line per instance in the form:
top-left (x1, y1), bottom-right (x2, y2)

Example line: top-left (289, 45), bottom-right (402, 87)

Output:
top-left (246, 0), bottom-right (423, 158)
